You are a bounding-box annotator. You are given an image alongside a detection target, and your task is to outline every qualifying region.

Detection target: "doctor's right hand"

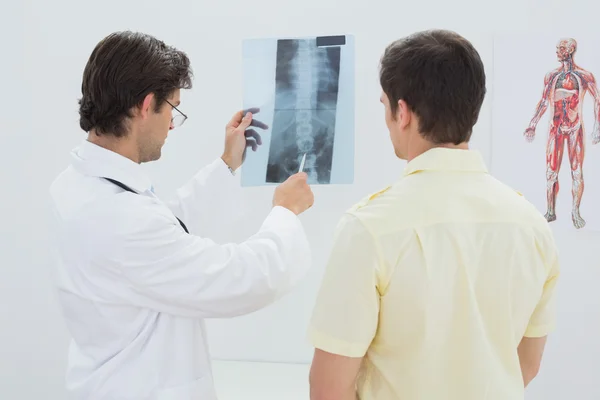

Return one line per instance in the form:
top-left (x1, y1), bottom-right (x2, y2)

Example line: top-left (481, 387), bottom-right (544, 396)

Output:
top-left (273, 173), bottom-right (314, 215)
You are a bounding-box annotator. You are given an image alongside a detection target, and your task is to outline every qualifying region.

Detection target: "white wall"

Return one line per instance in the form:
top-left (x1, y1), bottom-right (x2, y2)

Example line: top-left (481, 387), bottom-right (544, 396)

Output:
top-left (1, 0), bottom-right (598, 398)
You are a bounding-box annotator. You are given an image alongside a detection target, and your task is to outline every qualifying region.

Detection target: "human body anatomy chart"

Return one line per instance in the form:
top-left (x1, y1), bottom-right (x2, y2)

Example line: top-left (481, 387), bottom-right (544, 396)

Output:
top-left (491, 35), bottom-right (600, 230)
top-left (240, 35), bottom-right (355, 186)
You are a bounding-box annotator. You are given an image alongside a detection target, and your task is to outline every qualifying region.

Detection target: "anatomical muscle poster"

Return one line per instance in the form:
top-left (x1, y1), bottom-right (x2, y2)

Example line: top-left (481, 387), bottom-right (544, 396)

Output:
top-left (491, 34), bottom-right (600, 231)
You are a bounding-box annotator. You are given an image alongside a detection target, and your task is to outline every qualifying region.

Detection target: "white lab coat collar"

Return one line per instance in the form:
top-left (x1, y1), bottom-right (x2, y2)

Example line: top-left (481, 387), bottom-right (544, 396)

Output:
top-left (71, 139), bottom-right (153, 193)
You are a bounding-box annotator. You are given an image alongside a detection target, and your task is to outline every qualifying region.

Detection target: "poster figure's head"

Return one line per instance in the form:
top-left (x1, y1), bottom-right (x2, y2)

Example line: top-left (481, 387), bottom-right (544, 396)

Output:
top-left (378, 29), bottom-right (486, 161)
top-left (556, 38), bottom-right (577, 62)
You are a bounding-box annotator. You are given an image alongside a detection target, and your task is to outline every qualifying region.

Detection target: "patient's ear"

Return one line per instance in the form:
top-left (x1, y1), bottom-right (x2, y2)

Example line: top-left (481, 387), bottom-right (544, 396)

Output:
top-left (396, 99), bottom-right (411, 129)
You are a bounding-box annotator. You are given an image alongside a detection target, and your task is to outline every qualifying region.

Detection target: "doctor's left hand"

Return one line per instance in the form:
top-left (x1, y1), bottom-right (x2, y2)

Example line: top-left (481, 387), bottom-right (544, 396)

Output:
top-left (221, 108), bottom-right (268, 171)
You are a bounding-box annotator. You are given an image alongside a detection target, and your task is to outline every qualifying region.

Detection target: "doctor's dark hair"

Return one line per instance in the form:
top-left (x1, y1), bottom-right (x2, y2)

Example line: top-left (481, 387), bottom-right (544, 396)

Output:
top-left (379, 29), bottom-right (486, 145)
top-left (78, 31), bottom-right (193, 137)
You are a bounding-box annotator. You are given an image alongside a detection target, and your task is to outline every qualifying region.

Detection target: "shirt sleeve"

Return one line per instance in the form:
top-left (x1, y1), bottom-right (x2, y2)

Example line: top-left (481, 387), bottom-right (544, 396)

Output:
top-left (96, 195), bottom-right (311, 319)
top-left (166, 157), bottom-right (245, 237)
top-left (307, 213), bottom-right (382, 358)
top-left (524, 250), bottom-right (560, 338)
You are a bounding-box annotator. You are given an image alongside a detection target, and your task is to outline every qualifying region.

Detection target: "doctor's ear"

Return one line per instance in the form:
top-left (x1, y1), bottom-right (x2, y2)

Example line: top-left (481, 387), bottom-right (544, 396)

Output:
top-left (137, 93), bottom-right (156, 119)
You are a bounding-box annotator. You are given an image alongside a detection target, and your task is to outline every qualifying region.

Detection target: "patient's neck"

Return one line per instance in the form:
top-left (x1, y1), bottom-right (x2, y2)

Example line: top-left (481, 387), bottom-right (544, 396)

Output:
top-left (406, 138), bottom-right (469, 162)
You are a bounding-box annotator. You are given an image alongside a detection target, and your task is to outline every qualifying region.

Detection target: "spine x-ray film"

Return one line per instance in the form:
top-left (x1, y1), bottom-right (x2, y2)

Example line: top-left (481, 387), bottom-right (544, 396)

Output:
top-left (240, 34), bottom-right (355, 186)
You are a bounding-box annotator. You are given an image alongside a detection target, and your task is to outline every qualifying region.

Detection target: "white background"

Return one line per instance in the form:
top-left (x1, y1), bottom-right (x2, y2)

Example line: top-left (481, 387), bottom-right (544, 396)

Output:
top-left (1, 0), bottom-right (599, 399)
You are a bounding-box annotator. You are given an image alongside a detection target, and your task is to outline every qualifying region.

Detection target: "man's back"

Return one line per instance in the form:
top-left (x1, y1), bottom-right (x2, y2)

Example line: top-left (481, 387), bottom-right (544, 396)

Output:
top-left (48, 143), bottom-right (222, 399)
top-left (309, 148), bottom-right (559, 399)
top-left (50, 140), bottom-right (313, 399)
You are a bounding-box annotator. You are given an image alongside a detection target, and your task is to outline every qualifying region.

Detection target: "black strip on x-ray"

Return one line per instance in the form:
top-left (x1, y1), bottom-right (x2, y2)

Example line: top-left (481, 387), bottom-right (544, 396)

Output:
top-left (265, 39), bottom-right (342, 184)
top-left (316, 35), bottom-right (346, 47)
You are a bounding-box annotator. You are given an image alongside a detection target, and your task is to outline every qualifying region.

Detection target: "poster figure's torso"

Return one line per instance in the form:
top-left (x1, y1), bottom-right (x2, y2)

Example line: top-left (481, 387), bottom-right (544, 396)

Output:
top-left (550, 69), bottom-right (587, 133)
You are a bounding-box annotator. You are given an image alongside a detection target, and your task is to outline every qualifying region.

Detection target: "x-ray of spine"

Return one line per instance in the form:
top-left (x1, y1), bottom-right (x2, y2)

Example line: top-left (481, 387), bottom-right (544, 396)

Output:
top-left (265, 39), bottom-right (341, 184)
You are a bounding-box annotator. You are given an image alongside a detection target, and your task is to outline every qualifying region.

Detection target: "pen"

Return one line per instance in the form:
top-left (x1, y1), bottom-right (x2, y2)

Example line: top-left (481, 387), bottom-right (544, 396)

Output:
top-left (299, 153), bottom-right (306, 172)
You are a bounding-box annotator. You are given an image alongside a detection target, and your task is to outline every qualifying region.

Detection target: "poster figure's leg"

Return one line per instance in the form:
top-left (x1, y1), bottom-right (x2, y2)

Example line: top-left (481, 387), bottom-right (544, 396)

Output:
top-left (568, 125), bottom-right (586, 228)
top-left (545, 124), bottom-right (564, 222)
top-left (266, 39), bottom-right (341, 184)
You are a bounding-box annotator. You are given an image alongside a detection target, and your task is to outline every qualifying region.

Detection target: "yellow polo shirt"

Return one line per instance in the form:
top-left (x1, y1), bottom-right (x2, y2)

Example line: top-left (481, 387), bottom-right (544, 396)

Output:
top-left (308, 148), bottom-right (559, 399)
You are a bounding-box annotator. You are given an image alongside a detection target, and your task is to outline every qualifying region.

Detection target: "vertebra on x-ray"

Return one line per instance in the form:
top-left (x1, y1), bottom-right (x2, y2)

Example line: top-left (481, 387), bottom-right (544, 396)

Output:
top-left (265, 38), bottom-right (341, 184)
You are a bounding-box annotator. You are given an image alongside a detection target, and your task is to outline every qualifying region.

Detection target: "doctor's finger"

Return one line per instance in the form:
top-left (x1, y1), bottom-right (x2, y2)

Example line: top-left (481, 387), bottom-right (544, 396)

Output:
top-left (245, 138), bottom-right (258, 152)
top-left (227, 108), bottom-right (258, 128)
top-left (244, 129), bottom-right (263, 145)
top-left (234, 112), bottom-right (254, 132)
top-left (227, 109), bottom-right (248, 128)
top-left (291, 172), bottom-right (308, 181)
top-left (243, 107), bottom-right (260, 115)
top-left (250, 118), bottom-right (269, 130)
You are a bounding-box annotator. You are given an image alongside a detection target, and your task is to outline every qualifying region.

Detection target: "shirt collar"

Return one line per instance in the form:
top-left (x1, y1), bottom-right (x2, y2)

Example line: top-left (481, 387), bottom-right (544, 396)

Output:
top-left (70, 139), bottom-right (153, 193)
top-left (403, 147), bottom-right (488, 177)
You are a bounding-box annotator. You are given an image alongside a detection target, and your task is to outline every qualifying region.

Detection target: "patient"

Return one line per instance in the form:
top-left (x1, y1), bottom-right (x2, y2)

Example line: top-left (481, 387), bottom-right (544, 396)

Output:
top-left (307, 29), bottom-right (559, 400)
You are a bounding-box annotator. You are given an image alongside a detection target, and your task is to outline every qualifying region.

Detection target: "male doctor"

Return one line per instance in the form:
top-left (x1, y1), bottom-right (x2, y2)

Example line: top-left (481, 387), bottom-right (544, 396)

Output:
top-left (49, 31), bottom-right (314, 399)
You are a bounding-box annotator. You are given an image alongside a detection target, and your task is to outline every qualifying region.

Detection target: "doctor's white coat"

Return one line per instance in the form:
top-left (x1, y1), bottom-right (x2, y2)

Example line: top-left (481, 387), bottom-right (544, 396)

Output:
top-left (49, 140), bottom-right (311, 399)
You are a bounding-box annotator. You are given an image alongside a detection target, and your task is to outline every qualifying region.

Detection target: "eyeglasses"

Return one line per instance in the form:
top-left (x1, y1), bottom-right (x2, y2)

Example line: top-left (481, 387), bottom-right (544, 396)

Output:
top-left (165, 99), bottom-right (188, 128)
